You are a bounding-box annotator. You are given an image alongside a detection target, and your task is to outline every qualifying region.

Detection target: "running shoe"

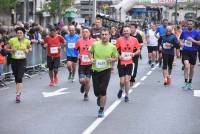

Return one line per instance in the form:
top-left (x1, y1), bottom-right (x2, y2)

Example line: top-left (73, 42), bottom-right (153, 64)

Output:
top-left (187, 83), bottom-right (193, 90)
top-left (164, 79), bottom-right (168, 86)
top-left (68, 73), bottom-right (72, 80)
top-left (117, 89), bottom-right (123, 99)
top-left (97, 97), bottom-right (100, 106)
top-left (182, 82), bottom-right (188, 90)
top-left (84, 93), bottom-right (89, 101)
top-left (151, 63), bottom-right (154, 68)
top-left (124, 96), bottom-right (129, 102)
top-left (48, 81), bottom-right (54, 87)
top-left (167, 77), bottom-right (171, 85)
top-left (16, 95), bottom-right (21, 103)
top-left (80, 85), bottom-right (85, 93)
top-left (54, 77), bottom-right (59, 84)
top-left (98, 109), bottom-right (104, 118)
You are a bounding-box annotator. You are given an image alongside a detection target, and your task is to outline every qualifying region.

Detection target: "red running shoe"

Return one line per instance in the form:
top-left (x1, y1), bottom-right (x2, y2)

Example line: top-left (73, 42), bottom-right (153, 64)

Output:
top-left (48, 81), bottom-right (54, 87)
top-left (167, 77), bottom-right (171, 85)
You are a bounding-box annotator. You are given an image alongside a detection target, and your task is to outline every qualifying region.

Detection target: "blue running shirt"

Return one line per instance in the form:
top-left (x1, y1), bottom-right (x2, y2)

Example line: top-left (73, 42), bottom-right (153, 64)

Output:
top-left (180, 29), bottom-right (200, 52)
top-left (64, 34), bottom-right (80, 57)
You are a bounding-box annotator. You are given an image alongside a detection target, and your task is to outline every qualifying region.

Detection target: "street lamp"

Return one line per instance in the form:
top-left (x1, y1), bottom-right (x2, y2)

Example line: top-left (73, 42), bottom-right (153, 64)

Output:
top-left (174, 0), bottom-right (178, 25)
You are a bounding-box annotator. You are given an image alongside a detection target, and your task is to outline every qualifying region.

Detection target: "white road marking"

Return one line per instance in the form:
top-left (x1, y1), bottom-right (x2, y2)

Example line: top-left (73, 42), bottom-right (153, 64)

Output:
top-left (82, 99), bottom-right (121, 134)
top-left (194, 90), bottom-right (200, 97)
top-left (146, 71), bottom-right (152, 76)
top-left (42, 88), bottom-right (70, 98)
top-left (140, 76), bottom-right (147, 81)
top-left (83, 71), bottom-right (152, 134)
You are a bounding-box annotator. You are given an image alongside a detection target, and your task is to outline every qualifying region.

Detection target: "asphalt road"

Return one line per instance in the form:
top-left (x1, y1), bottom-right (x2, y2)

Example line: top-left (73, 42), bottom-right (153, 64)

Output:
top-left (0, 48), bottom-right (200, 134)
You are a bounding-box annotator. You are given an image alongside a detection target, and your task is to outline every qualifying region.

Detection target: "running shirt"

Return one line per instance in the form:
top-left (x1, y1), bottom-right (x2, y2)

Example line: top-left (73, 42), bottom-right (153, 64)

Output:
top-left (110, 34), bottom-right (120, 45)
top-left (161, 34), bottom-right (178, 55)
top-left (116, 36), bottom-right (141, 65)
top-left (65, 34), bottom-right (80, 57)
top-left (91, 27), bottom-right (102, 39)
top-left (90, 41), bottom-right (118, 72)
top-left (147, 29), bottom-right (158, 46)
top-left (156, 25), bottom-right (167, 37)
top-left (180, 29), bottom-right (200, 52)
top-left (76, 38), bottom-right (96, 65)
top-left (8, 37), bottom-right (31, 59)
top-left (44, 34), bottom-right (66, 57)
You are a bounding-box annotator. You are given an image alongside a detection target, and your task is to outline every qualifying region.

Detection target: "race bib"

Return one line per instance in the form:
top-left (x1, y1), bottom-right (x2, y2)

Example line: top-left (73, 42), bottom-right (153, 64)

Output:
top-left (15, 50), bottom-right (25, 58)
top-left (81, 55), bottom-right (91, 62)
top-left (163, 42), bottom-right (171, 49)
top-left (96, 59), bottom-right (107, 69)
top-left (184, 40), bottom-right (192, 47)
top-left (68, 43), bottom-right (75, 48)
top-left (121, 52), bottom-right (132, 60)
top-left (111, 39), bottom-right (116, 44)
top-left (50, 47), bottom-right (59, 54)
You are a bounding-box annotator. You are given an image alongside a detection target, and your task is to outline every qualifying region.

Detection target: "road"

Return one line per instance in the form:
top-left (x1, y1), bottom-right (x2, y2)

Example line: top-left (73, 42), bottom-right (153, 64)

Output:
top-left (0, 48), bottom-right (200, 134)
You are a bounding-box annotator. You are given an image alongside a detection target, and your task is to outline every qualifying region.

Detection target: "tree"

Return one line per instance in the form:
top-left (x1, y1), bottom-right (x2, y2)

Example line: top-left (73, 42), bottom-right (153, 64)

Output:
top-left (0, 0), bottom-right (18, 13)
top-left (43, 0), bottom-right (74, 19)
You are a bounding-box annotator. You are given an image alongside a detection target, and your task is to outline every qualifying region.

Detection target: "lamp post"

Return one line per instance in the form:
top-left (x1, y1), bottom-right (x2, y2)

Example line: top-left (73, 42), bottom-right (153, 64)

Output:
top-left (92, 0), bottom-right (96, 23)
top-left (174, 0), bottom-right (178, 25)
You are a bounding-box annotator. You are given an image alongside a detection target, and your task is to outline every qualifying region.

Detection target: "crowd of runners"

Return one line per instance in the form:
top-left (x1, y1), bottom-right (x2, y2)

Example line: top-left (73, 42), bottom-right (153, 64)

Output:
top-left (0, 17), bottom-right (200, 118)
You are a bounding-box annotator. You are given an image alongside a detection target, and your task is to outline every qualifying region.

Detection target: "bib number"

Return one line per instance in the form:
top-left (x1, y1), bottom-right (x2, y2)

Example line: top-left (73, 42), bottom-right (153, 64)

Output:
top-left (50, 47), bottom-right (59, 54)
top-left (96, 60), bottom-right (107, 69)
top-left (81, 55), bottom-right (90, 62)
top-left (163, 42), bottom-right (171, 49)
top-left (121, 52), bottom-right (132, 60)
top-left (15, 50), bottom-right (25, 58)
top-left (111, 39), bottom-right (116, 44)
top-left (68, 43), bottom-right (75, 48)
top-left (184, 40), bottom-right (192, 47)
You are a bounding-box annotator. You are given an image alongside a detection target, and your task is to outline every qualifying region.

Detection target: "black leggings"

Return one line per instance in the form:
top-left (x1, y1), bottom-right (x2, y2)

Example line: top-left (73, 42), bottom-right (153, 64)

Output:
top-left (11, 59), bottom-right (26, 83)
top-left (162, 54), bottom-right (174, 70)
top-left (130, 55), bottom-right (139, 82)
top-left (92, 69), bottom-right (111, 97)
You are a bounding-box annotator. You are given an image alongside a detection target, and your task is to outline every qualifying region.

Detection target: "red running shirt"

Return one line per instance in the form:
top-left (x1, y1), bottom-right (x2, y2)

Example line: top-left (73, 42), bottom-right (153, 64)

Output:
top-left (44, 34), bottom-right (66, 57)
top-left (116, 36), bottom-right (141, 65)
top-left (76, 38), bottom-right (95, 65)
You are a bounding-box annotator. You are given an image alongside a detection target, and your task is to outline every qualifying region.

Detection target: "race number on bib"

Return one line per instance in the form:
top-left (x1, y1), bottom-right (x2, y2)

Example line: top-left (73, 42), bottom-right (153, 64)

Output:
top-left (50, 47), bottom-right (59, 54)
top-left (68, 43), bottom-right (75, 48)
top-left (81, 55), bottom-right (90, 62)
top-left (184, 40), bottom-right (192, 47)
top-left (15, 50), bottom-right (25, 58)
top-left (96, 60), bottom-right (107, 69)
top-left (111, 39), bottom-right (116, 44)
top-left (121, 52), bottom-right (132, 60)
top-left (163, 42), bottom-right (171, 49)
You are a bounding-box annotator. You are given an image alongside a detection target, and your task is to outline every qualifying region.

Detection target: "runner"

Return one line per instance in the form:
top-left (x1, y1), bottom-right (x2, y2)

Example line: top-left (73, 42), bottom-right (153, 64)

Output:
top-left (146, 23), bottom-right (158, 68)
top-left (65, 25), bottom-right (80, 82)
top-left (90, 28), bottom-right (117, 117)
top-left (76, 28), bottom-right (95, 101)
top-left (180, 20), bottom-right (200, 90)
top-left (7, 27), bottom-right (32, 103)
top-left (116, 25), bottom-right (141, 102)
top-left (155, 19), bottom-right (168, 67)
top-left (161, 26), bottom-right (178, 85)
top-left (130, 23), bottom-right (143, 87)
top-left (43, 26), bottom-right (66, 87)
top-left (91, 18), bottom-right (103, 40)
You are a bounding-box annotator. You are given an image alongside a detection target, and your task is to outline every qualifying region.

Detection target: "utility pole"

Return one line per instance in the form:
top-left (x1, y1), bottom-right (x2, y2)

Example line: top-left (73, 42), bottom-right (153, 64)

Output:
top-left (92, 0), bottom-right (96, 23)
top-left (24, 0), bottom-right (29, 22)
top-left (174, 0), bottom-right (178, 25)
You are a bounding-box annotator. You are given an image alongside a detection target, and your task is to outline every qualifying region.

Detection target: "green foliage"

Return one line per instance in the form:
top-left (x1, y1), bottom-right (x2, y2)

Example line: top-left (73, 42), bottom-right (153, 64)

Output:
top-left (0, 0), bottom-right (18, 12)
top-left (43, 0), bottom-right (74, 16)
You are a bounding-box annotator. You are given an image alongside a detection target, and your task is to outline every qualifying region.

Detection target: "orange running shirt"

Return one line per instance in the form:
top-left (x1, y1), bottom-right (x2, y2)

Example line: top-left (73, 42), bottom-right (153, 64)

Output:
top-left (116, 36), bottom-right (141, 65)
top-left (76, 38), bottom-right (96, 65)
